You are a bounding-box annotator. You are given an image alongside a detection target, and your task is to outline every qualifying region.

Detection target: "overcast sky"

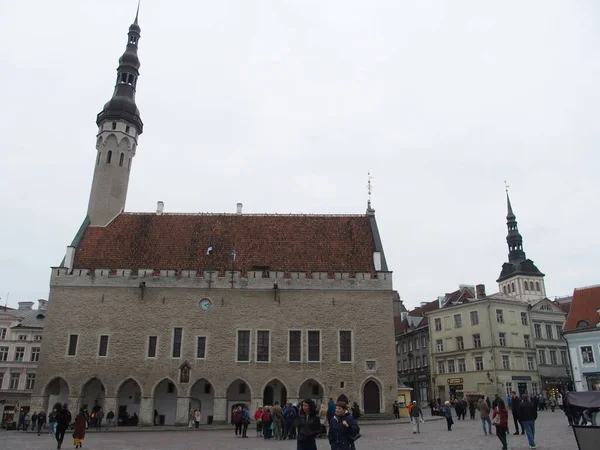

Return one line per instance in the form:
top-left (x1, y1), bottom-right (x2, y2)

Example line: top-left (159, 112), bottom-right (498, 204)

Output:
top-left (0, 0), bottom-right (598, 310)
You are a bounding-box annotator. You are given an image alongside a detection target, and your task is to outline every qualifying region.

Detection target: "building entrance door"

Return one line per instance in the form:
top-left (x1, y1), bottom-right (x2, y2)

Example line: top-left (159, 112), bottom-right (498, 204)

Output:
top-left (363, 381), bottom-right (380, 414)
top-left (518, 383), bottom-right (527, 395)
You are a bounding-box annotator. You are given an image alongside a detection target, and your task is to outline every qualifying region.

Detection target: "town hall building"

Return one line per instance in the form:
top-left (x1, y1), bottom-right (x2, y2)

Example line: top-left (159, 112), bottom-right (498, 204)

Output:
top-left (30, 12), bottom-right (397, 425)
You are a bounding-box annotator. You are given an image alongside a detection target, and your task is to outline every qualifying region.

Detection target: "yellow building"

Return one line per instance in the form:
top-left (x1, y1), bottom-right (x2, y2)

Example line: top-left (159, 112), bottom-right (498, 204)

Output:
top-left (426, 291), bottom-right (540, 403)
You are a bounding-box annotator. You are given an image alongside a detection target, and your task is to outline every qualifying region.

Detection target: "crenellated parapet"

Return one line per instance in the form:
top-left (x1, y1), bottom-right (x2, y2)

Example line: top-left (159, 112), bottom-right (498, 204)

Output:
top-left (50, 267), bottom-right (393, 290)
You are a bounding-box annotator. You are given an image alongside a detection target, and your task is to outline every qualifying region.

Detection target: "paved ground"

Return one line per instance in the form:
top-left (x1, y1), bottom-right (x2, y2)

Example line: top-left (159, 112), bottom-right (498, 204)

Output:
top-left (1, 411), bottom-right (578, 449)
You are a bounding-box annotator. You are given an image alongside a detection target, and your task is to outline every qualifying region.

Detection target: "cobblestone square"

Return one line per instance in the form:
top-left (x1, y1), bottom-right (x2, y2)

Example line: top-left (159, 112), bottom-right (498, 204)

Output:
top-left (1, 411), bottom-right (578, 450)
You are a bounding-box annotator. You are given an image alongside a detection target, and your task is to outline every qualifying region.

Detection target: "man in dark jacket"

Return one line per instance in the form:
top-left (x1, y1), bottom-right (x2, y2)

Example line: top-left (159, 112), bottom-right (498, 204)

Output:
top-left (511, 392), bottom-right (524, 435)
top-left (519, 394), bottom-right (538, 449)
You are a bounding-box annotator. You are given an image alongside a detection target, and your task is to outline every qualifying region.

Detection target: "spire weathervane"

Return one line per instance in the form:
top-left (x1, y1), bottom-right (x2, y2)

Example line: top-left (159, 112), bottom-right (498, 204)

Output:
top-left (367, 172), bottom-right (373, 210)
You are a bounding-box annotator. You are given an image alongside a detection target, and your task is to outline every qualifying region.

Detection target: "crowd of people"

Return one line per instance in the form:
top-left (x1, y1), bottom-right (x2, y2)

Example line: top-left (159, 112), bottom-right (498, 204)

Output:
top-left (233, 397), bottom-right (361, 449)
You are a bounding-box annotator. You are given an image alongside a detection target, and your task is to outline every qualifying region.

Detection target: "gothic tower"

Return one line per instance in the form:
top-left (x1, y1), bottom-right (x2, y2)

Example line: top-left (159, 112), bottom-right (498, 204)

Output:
top-left (496, 191), bottom-right (546, 301)
top-left (87, 11), bottom-right (143, 226)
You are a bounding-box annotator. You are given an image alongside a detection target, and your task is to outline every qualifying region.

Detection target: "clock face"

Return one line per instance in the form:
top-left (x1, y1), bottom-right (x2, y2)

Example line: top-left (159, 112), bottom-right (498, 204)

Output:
top-left (199, 299), bottom-right (212, 311)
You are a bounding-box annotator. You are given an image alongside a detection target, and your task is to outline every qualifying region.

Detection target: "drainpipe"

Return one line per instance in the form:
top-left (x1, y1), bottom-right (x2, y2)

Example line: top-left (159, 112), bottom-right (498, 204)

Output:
top-left (486, 299), bottom-right (499, 395)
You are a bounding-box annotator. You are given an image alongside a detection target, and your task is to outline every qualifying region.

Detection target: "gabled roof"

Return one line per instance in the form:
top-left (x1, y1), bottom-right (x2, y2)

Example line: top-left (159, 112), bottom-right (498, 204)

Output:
top-left (72, 213), bottom-right (384, 275)
top-left (564, 285), bottom-right (600, 332)
top-left (9, 309), bottom-right (46, 329)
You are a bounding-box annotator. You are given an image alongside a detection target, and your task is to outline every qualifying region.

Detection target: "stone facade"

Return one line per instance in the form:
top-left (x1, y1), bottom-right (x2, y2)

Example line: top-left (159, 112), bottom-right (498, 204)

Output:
top-left (31, 272), bottom-right (396, 425)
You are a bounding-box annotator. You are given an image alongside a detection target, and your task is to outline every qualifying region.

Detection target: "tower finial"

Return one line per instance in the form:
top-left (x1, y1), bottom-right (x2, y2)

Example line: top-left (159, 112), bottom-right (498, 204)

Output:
top-left (504, 180), bottom-right (514, 215)
top-left (135, 0), bottom-right (140, 24)
top-left (367, 172), bottom-right (373, 211)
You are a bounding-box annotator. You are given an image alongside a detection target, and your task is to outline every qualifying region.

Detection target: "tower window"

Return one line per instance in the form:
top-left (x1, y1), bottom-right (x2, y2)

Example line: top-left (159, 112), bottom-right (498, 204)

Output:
top-left (125, 125), bottom-right (130, 133)
top-left (106, 150), bottom-right (112, 164)
top-left (112, 122), bottom-right (117, 130)
top-left (535, 281), bottom-right (540, 291)
top-left (96, 152), bottom-right (101, 165)
top-left (511, 282), bottom-right (515, 293)
top-left (127, 74), bottom-right (135, 85)
top-left (119, 153), bottom-right (124, 166)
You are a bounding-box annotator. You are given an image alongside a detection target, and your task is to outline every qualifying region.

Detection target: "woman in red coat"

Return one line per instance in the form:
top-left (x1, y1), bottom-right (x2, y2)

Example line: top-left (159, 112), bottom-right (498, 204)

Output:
top-left (72, 408), bottom-right (87, 449)
top-left (492, 399), bottom-right (509, 450)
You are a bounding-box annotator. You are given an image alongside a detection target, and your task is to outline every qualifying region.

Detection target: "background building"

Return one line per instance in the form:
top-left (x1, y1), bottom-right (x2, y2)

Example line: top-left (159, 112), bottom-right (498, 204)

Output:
top-left (395, 287), bottom-right (474, 406)
top-left (30, 14), bottom-right (397, 426)
top-left (528, 297), bottom-right (571, 395)
top-left (0, 300), bottom-right (46, 428)
top-left (427, 289), bottom-right (541, 402)
top-left (563, 285), bottom-right (600, 392)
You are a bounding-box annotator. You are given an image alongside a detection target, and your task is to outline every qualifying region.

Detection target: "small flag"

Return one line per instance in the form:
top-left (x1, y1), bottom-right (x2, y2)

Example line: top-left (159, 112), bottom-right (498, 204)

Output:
top-left (206, 241), bottom-right (213, 256)
top-left (232, 247), bottom-right (236, 262)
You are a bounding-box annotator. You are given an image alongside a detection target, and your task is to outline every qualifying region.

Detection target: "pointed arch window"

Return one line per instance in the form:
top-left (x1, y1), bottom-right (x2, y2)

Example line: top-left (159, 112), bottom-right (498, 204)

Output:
top-left (119, 153), bottom-right (124, 167)
top-left (535, 281), bottom-right (540, 292)
top-left (106, 151), bottom-right (112, 164)
top-left (503, 285), bottom-right (507, 294)
top-left (511, 282), bottom-right (515, 293)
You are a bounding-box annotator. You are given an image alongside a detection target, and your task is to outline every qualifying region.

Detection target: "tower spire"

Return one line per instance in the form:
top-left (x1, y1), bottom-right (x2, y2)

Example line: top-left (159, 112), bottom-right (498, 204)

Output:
top-left (96, 8), bottom-right (143, 134)
top-left (504, 185), bottom-right (526, 263)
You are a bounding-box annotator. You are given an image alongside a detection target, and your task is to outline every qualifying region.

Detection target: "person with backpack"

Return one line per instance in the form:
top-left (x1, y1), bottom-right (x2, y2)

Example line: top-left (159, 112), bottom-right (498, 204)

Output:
top-left (409, 401), bottom-right (424, 434)
top-left (262, 406), bottom-right (272, 440)
top-left (492, 399), bottom-right (509, 450)
top-left (284, 403), bottom-right (297, 439)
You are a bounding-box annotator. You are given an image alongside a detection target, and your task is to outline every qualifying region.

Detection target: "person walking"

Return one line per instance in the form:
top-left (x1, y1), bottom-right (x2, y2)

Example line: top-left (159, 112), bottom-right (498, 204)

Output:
top-left (478, 396), bottom-right (492, 436)
top-left (519, 394), bottom-right (538, 449)
top-left (511, 392), bottom-right (524, 435)
top-left (492, 399), bottom-right (509, 450)
top-left (409, 401), bottom-right (424, 434)
top-left (328, 400), bottom-right (360, 450)
top-left (297, 399), bottom-right (322, 450)
top-left (36, 411), bottom-right (46, 435)
top-left (55, 402), bottom-right (72, 450)
top-left (95, 408), bottom-right (104, 431)
top-left (31, 412), bottom-right (38, 433)
top-left (241, 406), bottom-right (250, 438)
top-left (443, 401), bottom-right (454, 431)
top-left (73, 408), bottom-right (87, 449)
top-left (48, 408), bottom-right (57, 435)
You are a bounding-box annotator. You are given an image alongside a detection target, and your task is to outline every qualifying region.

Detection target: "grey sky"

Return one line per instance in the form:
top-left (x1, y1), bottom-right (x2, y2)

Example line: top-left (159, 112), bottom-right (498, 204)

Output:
top-left (1, 0), bottom-right (598, 310)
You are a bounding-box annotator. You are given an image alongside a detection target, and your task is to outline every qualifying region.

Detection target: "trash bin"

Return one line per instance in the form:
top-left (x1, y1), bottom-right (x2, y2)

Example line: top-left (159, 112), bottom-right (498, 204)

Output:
top-left (207, 415), bottom-right (213, 425)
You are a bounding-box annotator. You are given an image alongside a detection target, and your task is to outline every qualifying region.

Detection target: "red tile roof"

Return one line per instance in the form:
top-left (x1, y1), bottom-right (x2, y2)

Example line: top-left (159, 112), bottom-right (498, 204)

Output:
top-left (564, 285), bottom-right (600, 331)
top-left (73, 213), bottom-right (378, 275)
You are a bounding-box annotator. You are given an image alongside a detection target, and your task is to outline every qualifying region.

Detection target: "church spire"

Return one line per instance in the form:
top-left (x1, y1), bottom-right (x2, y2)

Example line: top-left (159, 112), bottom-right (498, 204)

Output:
top-left (96, 8), bottom-right (143, 134)
top-left (505, 187), bottom-right (526, 263)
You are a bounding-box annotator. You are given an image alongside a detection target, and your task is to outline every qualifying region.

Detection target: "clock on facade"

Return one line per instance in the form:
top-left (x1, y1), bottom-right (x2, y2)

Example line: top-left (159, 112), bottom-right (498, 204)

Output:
top-left (199, 299), bottom-right (212, 311)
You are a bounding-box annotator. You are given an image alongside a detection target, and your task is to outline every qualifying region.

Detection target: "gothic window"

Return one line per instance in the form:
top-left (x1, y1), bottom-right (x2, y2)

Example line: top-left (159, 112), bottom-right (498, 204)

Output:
top-left (524, 281), bottom-right (529, 291)
top-left (120, 73), bottom-right (127, 83)
top-left (179, 362), bottom-right (190, 383)
top-left (535, 281), bottom-right (540, 291)
top-left (503, 285), bottom-right (507, 294)
top-left (125, 125), bottom-right (130, 133)
top-left (112, 122), bottom-right (117, 130)
top-left (511, 282), bottom-right (515, 293)
top-left (119, 153), bottom-right (124, 166)
top-left (106, 151), bottom-right (112, 164)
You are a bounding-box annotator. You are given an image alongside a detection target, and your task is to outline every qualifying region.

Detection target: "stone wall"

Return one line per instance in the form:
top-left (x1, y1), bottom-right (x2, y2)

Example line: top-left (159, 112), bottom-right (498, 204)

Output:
top-left (33, 282), bottom-right (396, 425)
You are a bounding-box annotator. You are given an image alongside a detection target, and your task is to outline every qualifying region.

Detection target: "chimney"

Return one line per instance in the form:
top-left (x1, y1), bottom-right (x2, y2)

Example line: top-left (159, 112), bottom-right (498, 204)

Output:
top-left (156, 201), bottom-right (164, 215)
top-left (476, 284), bottom-right (486, 299)
top-left (64, 246), bottom-right (76, 272)
top-left (18, 301), bottom-right (34, 311)
top-left (236, 203), bottom-right (243, 214)
top-left (38, 299), bottom-right (48, 311)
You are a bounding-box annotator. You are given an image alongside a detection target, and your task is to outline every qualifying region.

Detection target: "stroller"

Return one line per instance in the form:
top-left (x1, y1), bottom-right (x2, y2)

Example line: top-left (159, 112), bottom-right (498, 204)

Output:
top-left (568, 391), bottom-right (600, 450)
